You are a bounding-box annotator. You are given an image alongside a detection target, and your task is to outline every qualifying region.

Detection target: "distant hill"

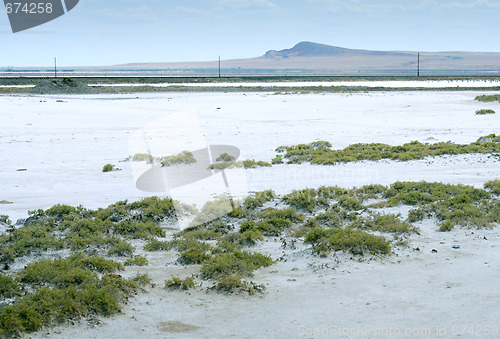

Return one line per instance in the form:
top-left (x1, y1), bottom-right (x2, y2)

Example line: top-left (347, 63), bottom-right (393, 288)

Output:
top-left (263, 41), bottom-right (408, 58)
top-left (3, 42), bottom-right (500, 75)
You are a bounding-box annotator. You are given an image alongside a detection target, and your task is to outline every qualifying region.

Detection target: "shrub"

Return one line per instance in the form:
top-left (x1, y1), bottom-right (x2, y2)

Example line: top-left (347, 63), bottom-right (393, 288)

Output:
top-left (439, 220), bottom-right (455, 232)
top-left (161, 151), bottom-right (197, 167)
top-left (222, 229), bottom-right (263, 246)
top-left (144, 239), bottom-right (173, 251)
top-left (304, 227), bottom-right (391, 256)
top-left (124, 256), bottom-right (149, 266)
top-left (408, 208), bottom-right (425, 222)
top-left (475, 94), bottom-right (500, 103)
top-left (484, 180), bottom-right (500, 195)
top-left (243, 190), bottom-right (276, 211)
top-left (107, 238), bottom-right (135, 257)
top-left (0, 273), bottom-right (22, 298)
top-left (132, 153), bottom-right (154, 162)
top-left (362, 213), bottom-right (420, 234)
top-left (209, 275), bottom-right (265, 295)
top-left (283, 189), bottom-right (317, 212)
top-left (475, 109), bottom-right (496, 115)
top-left (165, 276), bottom-right (195, 290)
top-left (215, 153), bottom-right (236, 162)
top-left (132, 273), bottom-right (152, 286)
top-left (102, 164), bottom-right (115, 172)
top-left (174, 239), bottom-right (213, 264)
top-left (201, 250), bottom-right (273, 280)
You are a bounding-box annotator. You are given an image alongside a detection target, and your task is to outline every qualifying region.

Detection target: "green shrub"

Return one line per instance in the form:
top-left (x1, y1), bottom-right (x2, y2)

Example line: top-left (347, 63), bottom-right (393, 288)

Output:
top-left (304, 227), bottom-right (391, 256)
top-left (243, 190), bottom-right (276, 211)
top-left (124, 256), bottom-right (149, 266)
top-left (132, 273), bottom-right (152, 286)
top-left (201, 250), bottom-right (274, 280)
top-left (338, 195), bottom-right (364, 211)
top-left (439, 220), bottom-right (455, 232)
top-left (475, 94), bottom-right (500, 103)
top-left (107, 238), bottom-right (135, 257)
top-left (144, 239), bottom-right (173, 251)
top-left (255, 207), bottom-right (306, 222)
top-left (161, 151), bottom-right (197, 167)
top-left (165, 276), bottom-right (195, 290)
top-left (222, 229), bottom-right (263, 246)
top-left (484, 180), bottom-right (500, 195)
top-left (475, 109), bottom-right (496, 115)
top-left (362, 213), bottom-right (420, 234)
top-left (209, 275), bottom-right (265, 295)
top-left (102, 164), bottom-right (115, 172)
top-left (174, 239), bottom-right (213, 264)
top-left (408, 208), bottom-right (425, 222)
top-left (0, 273), bottom-right (22, 298)
top-left (215, 153), bottom-right (236, 162)
top-left (132, 153), bottom-right (154, 162)
top-left (283, 189), bottom-right (317, 212)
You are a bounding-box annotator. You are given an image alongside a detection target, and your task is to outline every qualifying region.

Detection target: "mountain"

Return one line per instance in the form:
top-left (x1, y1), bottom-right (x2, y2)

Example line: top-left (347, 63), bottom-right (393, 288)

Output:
top-left (263, 41), bottom-right (407, 58)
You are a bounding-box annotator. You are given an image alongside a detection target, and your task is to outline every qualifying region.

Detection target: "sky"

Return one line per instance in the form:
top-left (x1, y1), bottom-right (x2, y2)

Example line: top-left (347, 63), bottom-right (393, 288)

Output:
top-left (1, 0), bottom-right (500, 67)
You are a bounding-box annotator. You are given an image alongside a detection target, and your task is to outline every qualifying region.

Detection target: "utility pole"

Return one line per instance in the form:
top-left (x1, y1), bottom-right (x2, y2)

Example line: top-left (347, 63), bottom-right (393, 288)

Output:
top-left (218, 56), bottom-right (221, 78)
top-left (417, 53), bottom-right (420, 77)
top-left (54, 57), bottom-right (57, 78)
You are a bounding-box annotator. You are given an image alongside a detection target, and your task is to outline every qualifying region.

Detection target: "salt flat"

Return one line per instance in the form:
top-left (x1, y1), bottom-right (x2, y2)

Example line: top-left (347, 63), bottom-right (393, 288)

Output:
top-left (1, 90), bottom-right (499, 339)
top-left (1, 91), bottom-right (498, 221)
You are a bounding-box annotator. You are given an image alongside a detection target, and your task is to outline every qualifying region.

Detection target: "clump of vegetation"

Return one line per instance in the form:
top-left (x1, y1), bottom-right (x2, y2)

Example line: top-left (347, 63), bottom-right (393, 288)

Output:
top-left (165, 276), bottom-right (195, 290)
top-left (383, 181), bottom-right (497, 230)
top-left (242, 190), bottom-right (276, 211)
top-left (355, 213), bottom-right (420, 234)
top-left (272, 156), bottom-right (284, 164)
top-left (102, 164), bottom-right (115, 172)
top-left (484, 180), bottom-right (500, 195)
top-left (190, 195), bottom-right (235, 226)
top-left (132, 153), bottom-right (154, 162)
top-left (475, 94), bottom-right (500, 103)
top-left (0, 255), bottom-right (138, 336)
top-left (283, 189), bottom-right (318, 212)
top-left (0, 273), bottom-right (22, 298)
top-left (144, 239), bottom-right (173, 251)
top-left (238, 159), bottom-right (272, 169)
top-left (304, 227), bottom-right (391, 257)
top-left (161, 151), bottom-right (197, 167)
top-left (124, 256), bottom-right (149, 266)
top-left (274, 135), bottom-right (500, 165)
top-left (475, 109), bottom-right (496, 115)
top-left (216, 153), bottom-right (236, 162)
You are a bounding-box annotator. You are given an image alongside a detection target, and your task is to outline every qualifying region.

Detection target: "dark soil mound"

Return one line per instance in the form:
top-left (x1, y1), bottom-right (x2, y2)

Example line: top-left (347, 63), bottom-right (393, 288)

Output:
top-left (31, 78), bottom-right (94, 94)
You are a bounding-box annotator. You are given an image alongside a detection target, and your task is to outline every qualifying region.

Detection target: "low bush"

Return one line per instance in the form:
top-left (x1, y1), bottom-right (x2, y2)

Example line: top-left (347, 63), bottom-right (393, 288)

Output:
top-left (143, 239), bottom-right (173, 251)
top-left (165, 276), bottom-right (195, 290)
top-left (475, 109), bottom-right (496, 115)
top-left (484, 180), bottom-right (500, 195)
top-left (283, 189), bottom-right (317, 212)
top-left (475, 94), bottom-right (500, 103)
top-left (161, 151), bottom-right (197, 167)
top-left (304, 227), bottom-right (391, 256)
top-left (243, 190), bottom-right (276, 211)
top-left (102, 164), bottom-right (115, 172)
top-left (124, 256), bottom-right (149, 266)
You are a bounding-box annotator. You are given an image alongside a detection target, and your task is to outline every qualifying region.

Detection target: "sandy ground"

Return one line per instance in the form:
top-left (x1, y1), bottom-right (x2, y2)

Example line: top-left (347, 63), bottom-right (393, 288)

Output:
top-left (1, 90), bottom-right (499, 338)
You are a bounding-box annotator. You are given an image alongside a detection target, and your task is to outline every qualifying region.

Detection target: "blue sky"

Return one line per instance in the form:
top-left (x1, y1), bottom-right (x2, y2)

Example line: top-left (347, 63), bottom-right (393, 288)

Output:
top-left (1, 0), bottom-right (500, 66)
